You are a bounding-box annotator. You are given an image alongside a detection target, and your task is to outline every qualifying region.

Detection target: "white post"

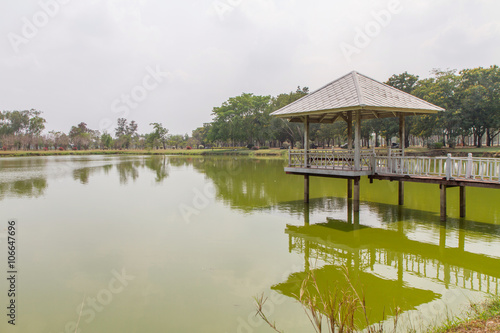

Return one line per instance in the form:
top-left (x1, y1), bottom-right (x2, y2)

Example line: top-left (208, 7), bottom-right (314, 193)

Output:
top-left (446, 153), bottom-right (452, 180)
top-left (355, 111), bottom-right (361, 171)
top-left (288, 147), bottom-right (291, 166)
top-left (466, 153), bottom-right (473, 178)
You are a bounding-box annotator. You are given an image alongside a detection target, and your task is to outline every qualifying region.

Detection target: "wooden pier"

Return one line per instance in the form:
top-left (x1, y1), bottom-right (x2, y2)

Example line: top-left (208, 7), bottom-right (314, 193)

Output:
top-left (286, 149), bottom-right (500, 221)
top-left (270, 71), bottom-right (500, 222)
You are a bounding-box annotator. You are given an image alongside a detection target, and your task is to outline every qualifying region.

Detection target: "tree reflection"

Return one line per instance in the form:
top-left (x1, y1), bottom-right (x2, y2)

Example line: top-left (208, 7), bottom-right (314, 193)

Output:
top-left (0, 178), bottom-right (48, 200)
top-left (271, 199), bottom-right (500, 327)
top-left (144, 156), bottom-right (169, 183)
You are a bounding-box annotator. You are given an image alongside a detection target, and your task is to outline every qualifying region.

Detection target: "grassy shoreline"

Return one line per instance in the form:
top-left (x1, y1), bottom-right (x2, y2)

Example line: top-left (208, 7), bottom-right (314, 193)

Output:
top-left (2, 146), bottom-right (500, 159)
top-left (431, 297), bottom-right (500, 332)
top-left (0, 148), bottom-right (287, 158)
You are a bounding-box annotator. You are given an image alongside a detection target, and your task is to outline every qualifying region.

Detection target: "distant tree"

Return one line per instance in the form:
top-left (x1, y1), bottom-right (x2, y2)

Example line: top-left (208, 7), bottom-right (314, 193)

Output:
top-left (69, 122), bottom-right (92, 150)
top-left (148, 123), bottom-right (169, 149)
top-left (458, 65), bottom-right (500, 147)
top-left (385, 72), bottom-right (420, 148)
top-left (168, 134), bottom-right (184, 149)
top-left (192, 124), bottom-right (211, 147)
top-left (101, 132), bottom-right (113, 149)
top-left (268, 86), bottom-right (309, 148)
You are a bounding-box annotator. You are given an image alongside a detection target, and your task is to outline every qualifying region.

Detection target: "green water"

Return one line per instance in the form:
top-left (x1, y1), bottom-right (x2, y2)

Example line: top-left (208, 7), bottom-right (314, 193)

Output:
top-left (0, 155), bottom-right (499, 332)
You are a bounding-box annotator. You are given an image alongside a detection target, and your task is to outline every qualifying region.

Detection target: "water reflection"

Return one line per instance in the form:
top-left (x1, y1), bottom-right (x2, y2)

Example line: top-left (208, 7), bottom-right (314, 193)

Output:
top-left (0, 177), bottom-right (47, 200)
top-left (271, 198), bottom-right (500, 327)
top-left (0, 156), bottom-right (170, 199)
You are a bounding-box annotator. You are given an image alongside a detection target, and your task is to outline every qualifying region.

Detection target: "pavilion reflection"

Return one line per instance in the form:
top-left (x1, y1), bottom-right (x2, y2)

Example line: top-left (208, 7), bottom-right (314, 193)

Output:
top-left (272, 200), bottom-right (500, 327)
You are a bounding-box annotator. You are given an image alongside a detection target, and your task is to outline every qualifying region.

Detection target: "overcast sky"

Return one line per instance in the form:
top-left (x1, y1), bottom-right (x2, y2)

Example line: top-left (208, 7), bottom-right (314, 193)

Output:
top-left (1, 0), bottom-right (499, 135)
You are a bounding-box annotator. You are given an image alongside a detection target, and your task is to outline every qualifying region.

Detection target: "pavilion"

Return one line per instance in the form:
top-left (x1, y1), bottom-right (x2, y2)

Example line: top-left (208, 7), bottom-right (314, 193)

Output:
top-left (270, 71), bottom-right (445, 211)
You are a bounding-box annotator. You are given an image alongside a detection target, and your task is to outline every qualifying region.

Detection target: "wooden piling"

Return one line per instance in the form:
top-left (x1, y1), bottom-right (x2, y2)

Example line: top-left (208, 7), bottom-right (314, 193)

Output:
top-left (353, 177), bottom-right (360, 212)
top-left (398, 181), bottom-right (404, 205)
top-left (304, 175), bottom-right (309, 203)
top-left (347, 179), bottom-right (352, 199)
top-left (440, 184), bottom-right (447, 221)
top-left (460, 186), bottom-right (466, 218)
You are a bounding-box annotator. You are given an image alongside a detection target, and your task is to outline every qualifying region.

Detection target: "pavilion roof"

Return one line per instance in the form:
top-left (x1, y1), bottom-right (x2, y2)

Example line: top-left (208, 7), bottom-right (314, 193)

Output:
top-left (270, 71), bottom-right (445, 123)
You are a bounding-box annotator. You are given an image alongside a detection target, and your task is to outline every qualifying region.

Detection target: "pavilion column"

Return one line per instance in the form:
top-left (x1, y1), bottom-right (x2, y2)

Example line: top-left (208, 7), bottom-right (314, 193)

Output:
top-left (304, 116), bottom-right (309, 168)
top-left (347, 113), bottom-right (353, 199)
top-left (399, 114), bottom-right (405, 156)
top-left (398, 113), bottom-right (405, 205)
top-left (352, 110), bottom-right (361, 213)
top-left (304, 116), bottom-right (309, 203)
top-left (355, 111), bottom-right (361, 171)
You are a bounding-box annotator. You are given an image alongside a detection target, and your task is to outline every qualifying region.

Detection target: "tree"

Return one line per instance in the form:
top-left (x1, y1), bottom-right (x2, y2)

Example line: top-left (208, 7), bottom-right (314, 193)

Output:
top-left (268, 87), bottom-right (309, 148)
top-left (458, 66), bottom-right (500, 147)
top-left (192, 124), bottom-right (211, 147)
top-left (209, 93), bottom-right (272, 147)
top-left (168, 134), bottom-right (184, 149)
top-left (69, 122), bottom-right (92, 150)
top-left (114, 118), bottom-right (139, 149)
top-left (148, 123), bottom-right (169, 149)
top-left (101, 132), bottom-right (113, 149)
top-left (385, 72), bottom-right (420, 148)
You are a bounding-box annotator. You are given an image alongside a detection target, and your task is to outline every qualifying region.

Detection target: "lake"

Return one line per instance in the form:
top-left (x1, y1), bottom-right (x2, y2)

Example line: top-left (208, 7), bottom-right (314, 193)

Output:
top-left (0, 155), bottom-right (499, 332)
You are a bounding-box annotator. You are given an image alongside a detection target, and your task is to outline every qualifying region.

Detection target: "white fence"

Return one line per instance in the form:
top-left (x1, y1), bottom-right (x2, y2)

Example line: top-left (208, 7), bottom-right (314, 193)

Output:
top-left (375, 153), bottom-right (500, 182)
top-left (288, 149), bottom-right (373, 171)
top-left (288, 149), bottom-right (500, 182)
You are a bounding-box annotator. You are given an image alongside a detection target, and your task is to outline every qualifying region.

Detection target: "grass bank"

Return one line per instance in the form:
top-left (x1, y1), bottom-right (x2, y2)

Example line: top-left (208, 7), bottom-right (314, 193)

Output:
top-left (2, 146), bottom-right (500, 159)
top-left (0, 148), bottom-right (287, 158)
top-left (430, 297), bottom-right (500, 332)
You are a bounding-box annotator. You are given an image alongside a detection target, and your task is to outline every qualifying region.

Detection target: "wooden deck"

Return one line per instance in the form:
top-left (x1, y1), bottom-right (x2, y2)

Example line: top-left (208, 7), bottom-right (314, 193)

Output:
top-left (286, 149), bottom-right (500, 220)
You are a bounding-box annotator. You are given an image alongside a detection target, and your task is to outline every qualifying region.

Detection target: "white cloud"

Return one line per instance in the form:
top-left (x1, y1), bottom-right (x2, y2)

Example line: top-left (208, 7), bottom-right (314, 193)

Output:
top-left (0, 0), bottom-right (499, 135)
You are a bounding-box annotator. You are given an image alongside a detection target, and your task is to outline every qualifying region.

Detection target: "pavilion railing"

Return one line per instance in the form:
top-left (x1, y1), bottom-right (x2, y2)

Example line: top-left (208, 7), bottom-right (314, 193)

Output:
top-left (374, 153), bottom-right (500, 182)
top-left (288, 150), bottom-right (500, 182)
top-left (288, 149), bottom-right (374, 171)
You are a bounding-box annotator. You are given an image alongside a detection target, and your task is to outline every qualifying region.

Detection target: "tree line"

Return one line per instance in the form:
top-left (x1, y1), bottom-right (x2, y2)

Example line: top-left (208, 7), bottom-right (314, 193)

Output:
top-left (1, 65), bottom-right (498, 151)
top-left (0, 113), bottom-right (195, 151)
top-left (196, 65), bottom-right (500, 149)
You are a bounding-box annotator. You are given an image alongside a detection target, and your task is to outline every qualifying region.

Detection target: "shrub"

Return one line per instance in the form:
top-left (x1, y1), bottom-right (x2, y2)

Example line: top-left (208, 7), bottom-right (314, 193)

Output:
top-left (429, 142), bottom-right (444, 149)
top-left (58, 147), bottom-right (64, 151)
top-left (247, 144), bottom-right (254, 149)
top-left (251, 146), bottom-right (259, 150)
top-left (186, 146), bottom-right (192, 150)
top-left (260, 146), bottom-right (269, 149)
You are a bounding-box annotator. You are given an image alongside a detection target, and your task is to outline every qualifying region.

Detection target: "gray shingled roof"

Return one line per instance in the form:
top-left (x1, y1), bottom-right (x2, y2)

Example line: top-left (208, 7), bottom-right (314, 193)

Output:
top-left (271, 71), bottom-right (445, 123)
